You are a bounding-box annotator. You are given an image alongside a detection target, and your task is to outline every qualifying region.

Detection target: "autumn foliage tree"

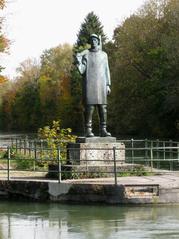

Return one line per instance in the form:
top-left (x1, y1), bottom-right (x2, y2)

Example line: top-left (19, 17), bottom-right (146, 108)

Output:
top-left (0, 0), bottom-right (9, 74)
top-left (39, 43), bottom-right (73, 127)
top-left (0, 0), bottom-right (5, 8)
top-left (0, 0), bottom-right (10, 128)
top-left (1, 44), bottom-right (73, 131)
top-left (1, 59), bottom-right (40, 130)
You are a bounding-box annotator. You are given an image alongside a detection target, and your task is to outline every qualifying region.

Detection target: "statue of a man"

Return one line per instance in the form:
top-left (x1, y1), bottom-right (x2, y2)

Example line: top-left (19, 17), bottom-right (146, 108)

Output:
top-left (76, 34), bottom-right (111, 137)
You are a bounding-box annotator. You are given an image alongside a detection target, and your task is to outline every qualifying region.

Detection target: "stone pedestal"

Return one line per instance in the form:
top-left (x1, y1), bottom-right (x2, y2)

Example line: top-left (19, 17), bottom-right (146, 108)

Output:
top-left (67, 137), bottom-right (125, 166)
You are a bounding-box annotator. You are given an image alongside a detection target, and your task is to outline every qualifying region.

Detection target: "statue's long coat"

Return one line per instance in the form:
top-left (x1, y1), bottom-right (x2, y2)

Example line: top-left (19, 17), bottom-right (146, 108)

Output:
top-left (77, 49), bottom-right (111, 105)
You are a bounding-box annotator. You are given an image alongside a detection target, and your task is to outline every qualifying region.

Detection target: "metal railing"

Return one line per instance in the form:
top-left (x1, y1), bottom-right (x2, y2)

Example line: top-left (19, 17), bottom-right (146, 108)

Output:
top-left (0, 140), bottom-right (178, 185)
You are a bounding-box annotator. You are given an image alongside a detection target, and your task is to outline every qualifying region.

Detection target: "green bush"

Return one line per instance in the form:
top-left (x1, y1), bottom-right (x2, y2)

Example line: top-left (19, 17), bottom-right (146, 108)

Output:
top-left (13, 155), bottom-right (34, 170)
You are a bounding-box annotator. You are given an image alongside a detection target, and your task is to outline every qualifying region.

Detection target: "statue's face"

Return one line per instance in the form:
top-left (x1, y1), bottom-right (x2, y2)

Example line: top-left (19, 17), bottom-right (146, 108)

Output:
top-left (91, 37), bottom-right (99, 48)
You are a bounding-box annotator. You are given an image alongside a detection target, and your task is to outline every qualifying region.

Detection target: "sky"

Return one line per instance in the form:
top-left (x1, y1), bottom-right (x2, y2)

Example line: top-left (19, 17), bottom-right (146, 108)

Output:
top-left (1, 0), bottom-right (146, 79)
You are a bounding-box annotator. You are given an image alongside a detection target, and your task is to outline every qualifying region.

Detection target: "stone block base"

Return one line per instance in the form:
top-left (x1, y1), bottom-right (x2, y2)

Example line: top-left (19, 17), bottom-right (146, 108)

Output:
top-left (67, 138), bottom-right (125, 166)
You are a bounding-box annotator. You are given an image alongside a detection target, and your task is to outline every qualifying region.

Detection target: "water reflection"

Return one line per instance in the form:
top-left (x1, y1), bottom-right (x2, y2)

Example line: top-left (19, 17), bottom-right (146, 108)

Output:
top-left (0, 201), bottom-right (179, 238)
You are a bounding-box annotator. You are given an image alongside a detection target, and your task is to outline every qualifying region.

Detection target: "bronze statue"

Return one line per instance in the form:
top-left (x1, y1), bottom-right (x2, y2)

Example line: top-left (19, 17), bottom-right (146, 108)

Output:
top-left (76, 34), bottom-right (111, 137)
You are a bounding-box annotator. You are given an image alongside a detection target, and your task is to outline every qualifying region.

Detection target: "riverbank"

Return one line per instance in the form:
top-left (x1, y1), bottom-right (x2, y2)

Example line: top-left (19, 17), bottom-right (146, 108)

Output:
top-left (0, 174), bottom-right (179, 204)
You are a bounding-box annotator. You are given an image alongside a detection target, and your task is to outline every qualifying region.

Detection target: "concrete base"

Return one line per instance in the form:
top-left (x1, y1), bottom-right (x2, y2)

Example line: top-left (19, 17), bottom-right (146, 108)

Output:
top-left (1, 174), bottom-right (179, 204)
top-left (67, 137), bottom-right (125, 166)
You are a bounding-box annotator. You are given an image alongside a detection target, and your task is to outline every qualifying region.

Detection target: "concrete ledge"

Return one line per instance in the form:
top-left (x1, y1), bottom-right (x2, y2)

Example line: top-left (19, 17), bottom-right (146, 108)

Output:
top-left (0, 174), bottom-right (178, 204)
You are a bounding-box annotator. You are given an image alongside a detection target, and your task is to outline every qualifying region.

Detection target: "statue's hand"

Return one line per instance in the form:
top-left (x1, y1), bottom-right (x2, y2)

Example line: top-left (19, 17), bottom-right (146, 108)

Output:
top-left (107, 86), bottom-right (111, 95)
top-left (82, 57), bottom-right (87, 66)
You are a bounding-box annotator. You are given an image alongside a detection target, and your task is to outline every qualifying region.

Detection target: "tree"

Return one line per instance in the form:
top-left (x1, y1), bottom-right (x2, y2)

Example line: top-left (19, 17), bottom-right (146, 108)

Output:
top-left (39, 44), bottom-right (73, 127)
top-left (0, 0), bottom-right (10, 129)
top-left (0, 44), bottom-right (74, 132)
top-left (106, 0), bottom-right (179, 138)
top-left (1, 81), bottom-right (17, 130)
top-left (0, 0), bottom-right (9, 74)
top-left (5, 59), bottom-right (41, 131)
top-left (76, 11), bottom-right (106, 49)
top-left (0, 1), bottom-right (5, 9)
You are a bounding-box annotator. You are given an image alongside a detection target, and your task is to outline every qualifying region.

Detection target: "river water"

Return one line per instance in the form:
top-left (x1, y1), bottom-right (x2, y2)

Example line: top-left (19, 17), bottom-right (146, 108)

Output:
top-left (0, 201), bottom-right (178, 239)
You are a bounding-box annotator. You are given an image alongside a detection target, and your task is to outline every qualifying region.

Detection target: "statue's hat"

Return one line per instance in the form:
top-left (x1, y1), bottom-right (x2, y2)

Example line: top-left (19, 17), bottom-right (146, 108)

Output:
top-left (90, 34), bottom-right (100, 41)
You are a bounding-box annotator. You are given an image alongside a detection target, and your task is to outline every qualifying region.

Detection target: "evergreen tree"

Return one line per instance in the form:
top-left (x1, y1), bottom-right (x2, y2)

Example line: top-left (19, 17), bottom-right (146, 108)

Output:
top-left (76, 11), bottom-right (106, 49)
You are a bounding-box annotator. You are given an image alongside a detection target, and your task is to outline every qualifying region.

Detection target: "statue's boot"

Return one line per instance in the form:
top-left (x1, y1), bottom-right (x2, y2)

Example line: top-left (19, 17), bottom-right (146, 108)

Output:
top-left (85, 105), bottom-right (95, 137)
top-left (98, 105), bottom-right (111, 137)
top-left (85, 126), bottom-right (94, 137)
top-left (100, 126), bottom-right (111, 137)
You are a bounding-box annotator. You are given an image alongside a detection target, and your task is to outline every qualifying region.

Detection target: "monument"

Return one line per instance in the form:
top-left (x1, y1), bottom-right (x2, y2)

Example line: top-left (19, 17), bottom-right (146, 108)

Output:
top-left (68, 34), bottom-right (125, 166)
top-left (76, 34), bottom-right (111, 137)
